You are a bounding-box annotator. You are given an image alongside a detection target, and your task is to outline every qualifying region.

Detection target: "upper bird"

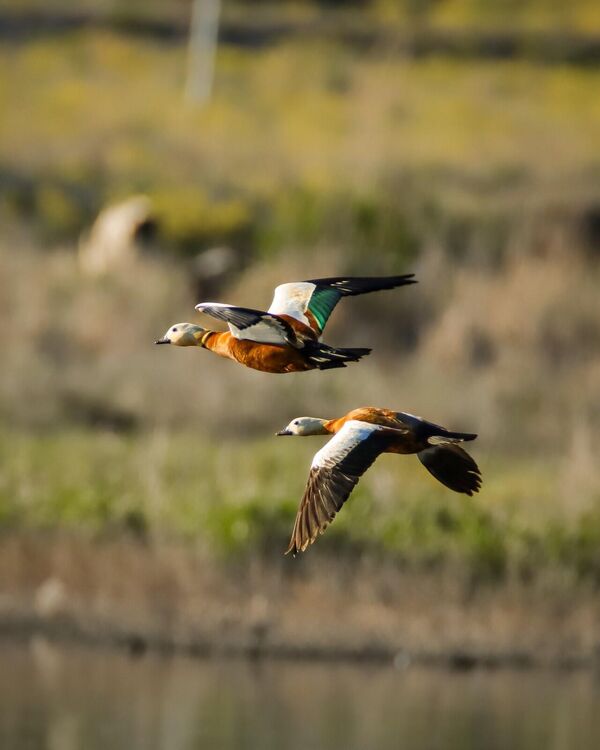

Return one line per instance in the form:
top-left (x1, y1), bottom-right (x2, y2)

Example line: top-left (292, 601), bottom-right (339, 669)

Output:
top-left (155, 275), bottom-right (416, 374)
top-left (276, 407), bottom-right (481, 555)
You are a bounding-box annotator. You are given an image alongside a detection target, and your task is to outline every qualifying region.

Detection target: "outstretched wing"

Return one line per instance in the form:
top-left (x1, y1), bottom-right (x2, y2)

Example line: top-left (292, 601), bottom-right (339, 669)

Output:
top-left (286, 420), bottom-right (400, 555)
top-left (195, 303), bottom-right (297, 346)
top-left (417, 443), bottom-right (482, 496)
top-left (268, 275), bottom-right (416, 336)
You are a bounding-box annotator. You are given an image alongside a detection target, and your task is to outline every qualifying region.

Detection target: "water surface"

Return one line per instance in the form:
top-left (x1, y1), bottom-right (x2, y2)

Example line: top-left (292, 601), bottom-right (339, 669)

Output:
top-left (1, 640), bottom-right (599, 750)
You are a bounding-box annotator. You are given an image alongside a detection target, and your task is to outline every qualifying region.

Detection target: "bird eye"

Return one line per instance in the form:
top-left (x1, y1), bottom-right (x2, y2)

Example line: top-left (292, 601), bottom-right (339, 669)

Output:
top-left (294, 420), bottom-right (299, 425)
top-left (172, 327), bottom-right (178, 332)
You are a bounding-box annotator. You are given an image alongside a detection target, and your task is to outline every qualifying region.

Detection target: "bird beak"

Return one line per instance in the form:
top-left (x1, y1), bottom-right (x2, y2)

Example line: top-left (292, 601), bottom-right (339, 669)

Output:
top-left (154, 338), bottom-right (170, 345)
top-left (276, 429), bottom-right (292, 436)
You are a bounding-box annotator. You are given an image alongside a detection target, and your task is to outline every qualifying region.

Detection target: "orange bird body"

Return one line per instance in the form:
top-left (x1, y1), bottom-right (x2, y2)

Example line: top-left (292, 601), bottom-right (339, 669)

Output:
top-left (197, 329), bottom-right (317, 374)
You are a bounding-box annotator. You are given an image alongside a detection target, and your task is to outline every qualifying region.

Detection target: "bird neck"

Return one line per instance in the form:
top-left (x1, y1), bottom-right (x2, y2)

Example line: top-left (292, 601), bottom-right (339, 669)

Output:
top-left (318, 419), bottom-right (337, 434)
top-left (323, 417), bottom-right (346, 434)
top-left (193, 329), bottom-right (214, 348)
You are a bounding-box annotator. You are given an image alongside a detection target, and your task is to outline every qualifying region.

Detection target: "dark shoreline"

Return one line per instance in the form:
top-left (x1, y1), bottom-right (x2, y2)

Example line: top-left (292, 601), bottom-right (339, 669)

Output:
top-left (0, 615), bottom-right (593, 672)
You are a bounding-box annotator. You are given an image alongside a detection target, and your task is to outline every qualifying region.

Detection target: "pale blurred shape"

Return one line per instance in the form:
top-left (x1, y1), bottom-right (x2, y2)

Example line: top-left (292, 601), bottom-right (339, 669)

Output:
top-left (79, 195), bottom-right (154, 276)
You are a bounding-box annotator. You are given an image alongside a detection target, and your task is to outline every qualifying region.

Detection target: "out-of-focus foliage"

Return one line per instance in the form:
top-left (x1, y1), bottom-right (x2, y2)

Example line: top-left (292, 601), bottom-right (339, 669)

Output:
top-left (1, 3), bottom-right (599, 575)
top-left (6, 1), bottom-right (600, 33)
top-left (2, 29), bottom-right (600, 256)
top-left (1, 427), bottom-right (600, 581)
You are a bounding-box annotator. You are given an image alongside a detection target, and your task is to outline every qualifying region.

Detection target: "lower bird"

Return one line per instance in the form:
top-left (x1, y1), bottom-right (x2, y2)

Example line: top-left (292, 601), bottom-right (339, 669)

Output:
top-left (155, 274), bottom-right (415, 373)
top-left (276, 407), bottom-right (481, 555)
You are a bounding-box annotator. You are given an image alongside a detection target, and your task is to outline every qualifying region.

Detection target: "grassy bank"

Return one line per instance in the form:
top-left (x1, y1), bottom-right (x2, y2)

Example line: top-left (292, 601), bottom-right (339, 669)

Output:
top-left (2, 423), bottom-right (598, 665)
top-left (1, 428), bottom-right (599, 583)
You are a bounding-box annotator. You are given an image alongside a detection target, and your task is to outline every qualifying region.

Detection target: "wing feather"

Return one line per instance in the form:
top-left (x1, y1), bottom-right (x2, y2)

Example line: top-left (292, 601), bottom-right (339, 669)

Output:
top-left (269, 275), bottom-right (416, 335)
top-left (285, 421), bottom-right (399, 555)
top-left (417, 443), bottom-right (482, 495)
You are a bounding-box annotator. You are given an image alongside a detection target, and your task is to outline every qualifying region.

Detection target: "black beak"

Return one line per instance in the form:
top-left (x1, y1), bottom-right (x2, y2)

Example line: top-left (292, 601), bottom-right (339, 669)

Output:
top-left (154, 338), bottom-right (170, 345)
top-left (276, 429), bottom-right (292, 436)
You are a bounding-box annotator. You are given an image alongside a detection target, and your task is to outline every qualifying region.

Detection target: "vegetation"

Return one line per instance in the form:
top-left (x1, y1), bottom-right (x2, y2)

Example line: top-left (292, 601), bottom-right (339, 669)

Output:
top-left (1, 427), bottom-right (600, 584)
top-left (1, 8), bottom-right (599, 592)
top-left (2, 27), bottom-right (600, 256)
top-left (6, 0), bottom-right (600, 34)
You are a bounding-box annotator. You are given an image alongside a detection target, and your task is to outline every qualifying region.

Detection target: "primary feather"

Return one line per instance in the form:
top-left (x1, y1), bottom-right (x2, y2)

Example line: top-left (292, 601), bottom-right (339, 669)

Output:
top-left (286, 421), bottom-right (398, 555)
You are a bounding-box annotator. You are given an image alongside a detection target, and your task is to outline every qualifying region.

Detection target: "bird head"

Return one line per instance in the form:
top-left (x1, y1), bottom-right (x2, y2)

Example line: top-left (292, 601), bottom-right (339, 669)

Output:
top-left (276, 417), bottom-right (329, 437)
top-left (155, 322), bottom-right (207, 347)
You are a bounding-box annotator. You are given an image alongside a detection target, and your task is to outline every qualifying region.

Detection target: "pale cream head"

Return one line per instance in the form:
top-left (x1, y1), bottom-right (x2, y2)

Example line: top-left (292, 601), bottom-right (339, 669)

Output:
top-left (155, 322), bottom-right (206, 347)
top-left (276, 417), bottom-right (329, 437)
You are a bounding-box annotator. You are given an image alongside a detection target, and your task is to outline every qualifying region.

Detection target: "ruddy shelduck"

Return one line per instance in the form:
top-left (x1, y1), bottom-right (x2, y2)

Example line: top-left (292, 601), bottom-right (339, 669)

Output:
top-left (155, 275), bottom-right (416, 373)
top-left (276, 407), bottom-right (481, 554)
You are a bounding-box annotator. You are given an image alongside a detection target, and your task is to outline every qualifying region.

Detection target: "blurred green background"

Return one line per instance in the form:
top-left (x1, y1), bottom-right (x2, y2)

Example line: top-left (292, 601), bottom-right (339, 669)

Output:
top-left (1, 0), bottom-right (600, 586)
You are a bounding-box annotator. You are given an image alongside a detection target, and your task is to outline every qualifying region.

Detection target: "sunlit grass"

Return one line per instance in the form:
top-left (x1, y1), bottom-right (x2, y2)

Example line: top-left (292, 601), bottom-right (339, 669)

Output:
top-left (2, 30), bottom-right (600, 249)
top-left (1, 428), bottom-right (598, 579)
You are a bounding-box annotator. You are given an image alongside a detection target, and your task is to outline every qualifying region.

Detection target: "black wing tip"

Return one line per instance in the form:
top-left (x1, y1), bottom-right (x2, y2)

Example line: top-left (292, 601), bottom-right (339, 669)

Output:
top-left (460, 464), bottom-right (483, 495)
top-left (418, 444), bottom-right (482, 495)
top-left (304, 274), bottom-right (417, 289)
top-left (378, 274), bottom-right (418, 288)
top-left (393, 273), bottom-right (418, 284)
top-left (453, 477), bottom-right (482, 496)
top-left (464, 478), bottom-right (483, 496)
top-left (196, 303), bottom-right (267, 316)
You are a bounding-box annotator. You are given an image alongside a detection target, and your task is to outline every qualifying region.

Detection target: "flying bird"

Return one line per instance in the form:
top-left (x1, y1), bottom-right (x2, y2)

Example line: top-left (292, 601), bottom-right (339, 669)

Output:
top-left (155, 275), bottom-right (416, 373)
top-left (276, 407), bottom-right (481, 555)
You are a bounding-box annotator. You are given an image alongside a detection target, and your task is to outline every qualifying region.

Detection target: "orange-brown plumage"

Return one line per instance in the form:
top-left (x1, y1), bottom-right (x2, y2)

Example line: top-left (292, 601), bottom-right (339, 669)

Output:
top-left (203, 331), bottom-right (315, 373)
top-left (324, 407), bottom-right (405, 434)
top-left (277, 407), bottom-right (481, 555)
top-left (277, 315), bottom-right (319, 342)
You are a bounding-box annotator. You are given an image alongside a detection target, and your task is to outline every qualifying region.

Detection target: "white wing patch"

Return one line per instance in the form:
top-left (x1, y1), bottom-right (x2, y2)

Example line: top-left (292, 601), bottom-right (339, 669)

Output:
top-left (195, 302), bottom-right (291, 345)
top-left (227, 320), bottom-right (288, 344)
top-left (311, 420), bottom-right (387, 470)
top-left (268, 282), bottom-right (316, 325)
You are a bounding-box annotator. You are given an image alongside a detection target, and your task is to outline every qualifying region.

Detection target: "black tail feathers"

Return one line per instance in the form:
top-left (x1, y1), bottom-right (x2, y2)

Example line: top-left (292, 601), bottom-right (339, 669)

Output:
top-left (439, 430), bottom-right (478, 442)
top-left (305, 342), bottom-right (371, 370)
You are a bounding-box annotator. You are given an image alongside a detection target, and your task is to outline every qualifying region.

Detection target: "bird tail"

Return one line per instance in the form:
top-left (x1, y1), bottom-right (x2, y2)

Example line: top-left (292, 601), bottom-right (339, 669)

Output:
top-left (428, 430), bottom-right (478, 443)
top-left (305, 342), bottom-right (371, 370)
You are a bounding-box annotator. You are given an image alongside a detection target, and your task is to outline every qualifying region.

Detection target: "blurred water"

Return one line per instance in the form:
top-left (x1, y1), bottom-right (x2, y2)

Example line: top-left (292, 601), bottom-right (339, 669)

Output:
top-left (1, 639), bottom-right (600, 750)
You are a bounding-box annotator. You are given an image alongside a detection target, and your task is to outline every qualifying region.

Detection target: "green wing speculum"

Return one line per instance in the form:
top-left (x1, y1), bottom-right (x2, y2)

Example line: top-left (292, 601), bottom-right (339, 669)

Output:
top-left (304, 275), bottom-right (417, 333)
top-left (306, 287), bottom-right (343, 332)
top-left (268, 274), bottom-right (416, 336)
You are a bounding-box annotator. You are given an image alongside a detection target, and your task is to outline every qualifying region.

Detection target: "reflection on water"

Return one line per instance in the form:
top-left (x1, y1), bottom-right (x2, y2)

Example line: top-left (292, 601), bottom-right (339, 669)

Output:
top-left (1, 639), bottom-right (600, 750)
